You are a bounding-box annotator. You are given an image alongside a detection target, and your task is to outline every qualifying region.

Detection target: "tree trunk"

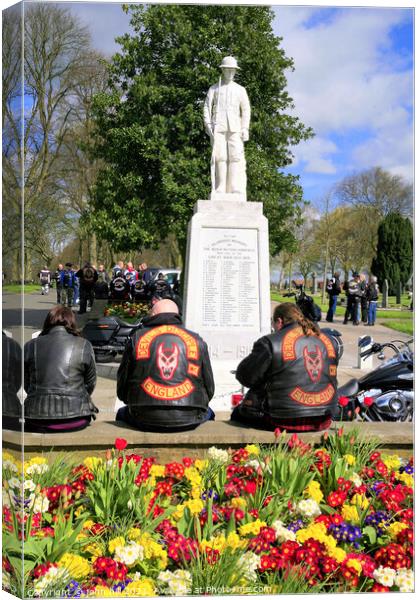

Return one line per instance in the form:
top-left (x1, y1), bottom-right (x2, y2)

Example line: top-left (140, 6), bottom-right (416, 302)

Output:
top-left (321, 243), bottom-right (329, 305)
top-left (89, 232), bottom-right (98, 266)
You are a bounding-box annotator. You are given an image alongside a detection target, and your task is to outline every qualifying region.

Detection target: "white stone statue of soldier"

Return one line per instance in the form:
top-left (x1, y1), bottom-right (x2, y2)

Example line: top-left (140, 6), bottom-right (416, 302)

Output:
top-left (204, 56), bottom-right (251, 200)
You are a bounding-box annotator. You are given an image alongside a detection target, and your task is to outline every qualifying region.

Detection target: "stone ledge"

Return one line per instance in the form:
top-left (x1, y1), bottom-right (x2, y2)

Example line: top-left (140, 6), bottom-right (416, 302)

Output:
top-left (3, 421), bottom-right (413, 461)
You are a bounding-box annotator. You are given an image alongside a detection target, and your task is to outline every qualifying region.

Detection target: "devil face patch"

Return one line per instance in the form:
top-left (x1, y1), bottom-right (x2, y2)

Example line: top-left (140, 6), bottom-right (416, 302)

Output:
top-left (303, 345), bottom-right (323, 383)
top-left (157, 342), bottom-right (179, 380)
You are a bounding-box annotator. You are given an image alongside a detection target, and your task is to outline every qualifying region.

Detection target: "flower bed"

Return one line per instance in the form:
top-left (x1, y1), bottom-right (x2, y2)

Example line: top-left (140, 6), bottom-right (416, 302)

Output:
top-left (2, 430), bottom-right (413, 597)
top-left (104, 302), bottom-right (149, 321)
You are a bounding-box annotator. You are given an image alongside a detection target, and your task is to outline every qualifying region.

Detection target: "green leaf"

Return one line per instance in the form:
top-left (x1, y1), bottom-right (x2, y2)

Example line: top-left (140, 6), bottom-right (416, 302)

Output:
top-left (362, 526), bottom-right (377, 545)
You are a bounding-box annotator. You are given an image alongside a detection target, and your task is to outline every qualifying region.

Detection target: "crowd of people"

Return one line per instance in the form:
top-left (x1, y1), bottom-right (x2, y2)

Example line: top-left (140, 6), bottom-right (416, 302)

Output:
top-left (3, 300), bottom-right (338, 435)
top-left (38, 261), bottom-right (179, 313)
top-left (326, 272), bottom-right (380, 326)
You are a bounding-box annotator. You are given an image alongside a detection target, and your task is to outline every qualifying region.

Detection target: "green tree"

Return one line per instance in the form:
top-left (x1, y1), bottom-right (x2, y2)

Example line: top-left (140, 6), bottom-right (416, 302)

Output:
top-left (89, 4), bottom-right (313, 263)
top-left (371, 213), bottom-right (413, 294)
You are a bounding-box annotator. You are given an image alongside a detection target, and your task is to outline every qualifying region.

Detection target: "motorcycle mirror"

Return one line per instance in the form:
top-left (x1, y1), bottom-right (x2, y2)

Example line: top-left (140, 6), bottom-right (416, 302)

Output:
top-left (378, 352), bottom-right (385, 360)
top-left (358, 335), bottom-right (372, 348)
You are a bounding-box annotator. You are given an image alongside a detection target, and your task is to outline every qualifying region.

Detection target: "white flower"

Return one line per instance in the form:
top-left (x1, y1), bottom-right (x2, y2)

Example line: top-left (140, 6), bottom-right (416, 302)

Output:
top-left (28, 493), bottom-right (49, 514)
top-left (349, 472), bottom-right (363, 487)
top-left (157, 570), bottom-right (173, 584)
top-left (8, 477), bottom-right (21, 488)
top-left (272, 520), bottom-right (297, 542)
top-left (373, 566), bottom-right (396, 587)
top-left (238, 552), bottom-right (260, 580)
top-left (296, 498), bottom-right (322, 518)
top-left (26, 463), bottom-right (49, 476)
top-left (167, 570), bottom-right (192, 596)
top-left (395, 569), bottom-right (414, 592)
top-left (2, 489), bottom-right (11, 508)
top-left (114, 541), bottom-right (144, 566)
top-left (24, 479), bottom-right (36, 492)
top-left (131, 571), bottom-right (142, 581)
top-left (207, 446), bottom-right (229, 463)
top-left (34, 566), bottom-right (69, 596)
top-left (245, 459), bottom-right (260, 471)
top-left (3, 460), bottom-right (18, 473)
top-left (127, 500), bottom-right (133, 510)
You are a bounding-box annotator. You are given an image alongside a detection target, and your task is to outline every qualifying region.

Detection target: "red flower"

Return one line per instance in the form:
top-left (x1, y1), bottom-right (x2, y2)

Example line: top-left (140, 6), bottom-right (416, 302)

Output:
top-left (338, 396), bottom-right (349, 407)
top-left (114, 438), bottom-right (128, 451)
top-left (363, 395), bottom-right (374, 407)
top-left (371, 584), bottom-right (391, 593)
top-left (274, 427), bottom-right (281, 438)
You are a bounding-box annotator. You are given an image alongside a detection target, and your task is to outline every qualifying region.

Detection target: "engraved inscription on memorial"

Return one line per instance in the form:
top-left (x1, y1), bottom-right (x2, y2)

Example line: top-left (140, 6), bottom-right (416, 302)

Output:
top-left (201, 228), bottom-right (259, 329)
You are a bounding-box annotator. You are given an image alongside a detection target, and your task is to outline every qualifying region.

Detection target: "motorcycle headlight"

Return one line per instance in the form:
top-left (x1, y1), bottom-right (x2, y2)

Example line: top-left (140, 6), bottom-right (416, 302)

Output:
top-left (389, 397), bottom-right (403, 412)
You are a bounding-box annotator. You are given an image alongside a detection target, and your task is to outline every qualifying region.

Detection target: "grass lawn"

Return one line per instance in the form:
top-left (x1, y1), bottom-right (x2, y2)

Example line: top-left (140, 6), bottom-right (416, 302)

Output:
top-left (2, 283), bottom-right (40, 294)
top-left (270, 290), bottom-right (413, 335)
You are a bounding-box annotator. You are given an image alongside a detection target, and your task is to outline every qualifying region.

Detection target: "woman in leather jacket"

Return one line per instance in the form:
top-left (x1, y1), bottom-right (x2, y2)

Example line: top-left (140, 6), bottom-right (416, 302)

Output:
top-left (24, 306), bottom-right (98, 432)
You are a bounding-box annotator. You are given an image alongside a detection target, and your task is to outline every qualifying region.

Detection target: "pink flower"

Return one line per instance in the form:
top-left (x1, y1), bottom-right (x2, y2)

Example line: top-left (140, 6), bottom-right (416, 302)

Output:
top-left (338, 396), bottom-right (349, 407)
top-left (363, 396), bottom-right (374, 407)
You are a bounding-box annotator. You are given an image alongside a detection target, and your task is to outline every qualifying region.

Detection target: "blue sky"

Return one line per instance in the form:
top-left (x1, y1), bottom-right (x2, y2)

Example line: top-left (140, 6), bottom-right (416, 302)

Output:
top-left (5, 1), bottom-right (414, 210)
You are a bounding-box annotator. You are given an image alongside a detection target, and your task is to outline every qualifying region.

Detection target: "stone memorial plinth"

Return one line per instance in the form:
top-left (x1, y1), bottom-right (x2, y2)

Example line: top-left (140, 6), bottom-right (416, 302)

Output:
top-left (183, 199), bottom-right (271, 409)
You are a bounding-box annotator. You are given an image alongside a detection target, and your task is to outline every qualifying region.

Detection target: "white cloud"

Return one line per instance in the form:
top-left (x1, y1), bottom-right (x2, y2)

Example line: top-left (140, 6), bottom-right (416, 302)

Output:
top-left (273, 7), bottom-right (413, 180)
top-left (293, 137), bottom-right (338, 174)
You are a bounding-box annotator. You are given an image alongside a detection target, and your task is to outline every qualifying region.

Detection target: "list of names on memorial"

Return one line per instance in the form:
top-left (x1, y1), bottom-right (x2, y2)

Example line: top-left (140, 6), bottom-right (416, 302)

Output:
top-left (201, 228), bottom-right (260, 329)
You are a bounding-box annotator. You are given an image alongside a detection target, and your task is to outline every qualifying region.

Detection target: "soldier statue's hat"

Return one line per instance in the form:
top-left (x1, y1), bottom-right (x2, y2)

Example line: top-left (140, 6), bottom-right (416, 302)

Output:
top-left (219, 56), bottom-right (240, 70)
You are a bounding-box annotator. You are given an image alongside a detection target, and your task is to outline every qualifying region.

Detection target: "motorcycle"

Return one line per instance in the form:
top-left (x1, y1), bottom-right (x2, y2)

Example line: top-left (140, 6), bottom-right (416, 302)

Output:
top-left (284, 284), bottom-right (343, 361)
top-left (335, 336), bottom-right (413, 421)
top-left (82, 316), bottom-right (143, 363)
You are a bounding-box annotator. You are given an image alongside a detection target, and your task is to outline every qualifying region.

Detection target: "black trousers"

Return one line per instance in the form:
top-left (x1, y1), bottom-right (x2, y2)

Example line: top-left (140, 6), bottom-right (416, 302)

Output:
top-left (79, 286), bottom-right (95, 314)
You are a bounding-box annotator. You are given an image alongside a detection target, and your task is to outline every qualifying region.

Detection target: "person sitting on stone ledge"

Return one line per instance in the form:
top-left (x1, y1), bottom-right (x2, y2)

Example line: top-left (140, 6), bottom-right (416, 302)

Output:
top-left (2, 332), bottom-right (22, 431)
top-left (116, 299), bottom-right (215, 432)
top-left (231, 303), bottom-right (338, 432)
top-left (23, 306), bottom-right (98, 433)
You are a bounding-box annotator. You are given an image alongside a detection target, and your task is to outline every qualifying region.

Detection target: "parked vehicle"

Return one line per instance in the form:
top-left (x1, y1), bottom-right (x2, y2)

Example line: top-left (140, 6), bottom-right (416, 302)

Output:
top-left (285, 283), bottom-right (322, 322)
top-left (149, 268), bottom-right (181, 291)
top-left (82, 316), bottom-right (143, 363)
top-left (335, 336), bottom-right (413, 422)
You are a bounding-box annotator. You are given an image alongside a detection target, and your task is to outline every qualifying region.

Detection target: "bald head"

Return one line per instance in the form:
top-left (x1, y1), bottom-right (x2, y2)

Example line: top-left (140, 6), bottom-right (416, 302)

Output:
top-left (151, 299), bottom-right (179, 316)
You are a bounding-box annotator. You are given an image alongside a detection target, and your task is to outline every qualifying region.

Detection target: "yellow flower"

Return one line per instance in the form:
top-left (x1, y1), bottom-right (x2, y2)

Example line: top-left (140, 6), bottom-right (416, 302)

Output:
top-left (83, 456), bottom-right (103, 471)
top-left (395, 472), bottom-right (414, 487)
top-left (344, 454), bottom-right (356, 466)
top-left (57, 553), bottom-right (91, 579)
top-left (341, 504), bottom-right (360, 524)
top-left (347, 558), bottom-right (363, 575)
top-left (351, 494), bottom-right (370, 510)
top-left (239, 519), bottom-right (267, 537)
top-left (82, 520), bottom-right (95, 530)
top-left (84, 542), bottom-right (103, 557)
top-left (194, 459), bottom-right (207, 471)
top-left (329, 546), bottom-right (347, 563)
top-left (304, 480), bottom-right (324, 503)
top-left (185, 498), bottom-right (204, 515)
top-left (382, 454), bottom-right (402, 471)
top-left (172, 503), bottom-right (187, 520)
top-left (200, 536), bottom-right (227, 553)
top-left (124, 578), bottom-right (156, 597)
top-left (191, 486), bottom-right (202, 499)
top-left (245, 444), bottom-right (260, 456)
top-left (150, 465), bottom-right (165, 478)
top-left (231, 497), bottom-right (247, 509)
top-left (127, 527), bottom-right (142, 541)
top-left (226, 532), bottom-right (247, 550)
top-left (387, 522), bottom-right (408, 539)
top-left (108, 537), bottom-right (125, 554)
top-left (184, 467), bottom-right (202, 486)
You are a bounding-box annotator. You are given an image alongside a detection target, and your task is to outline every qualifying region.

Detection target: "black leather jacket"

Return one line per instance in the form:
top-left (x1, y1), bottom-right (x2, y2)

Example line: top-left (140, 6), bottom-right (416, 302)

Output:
top-left (24, 327), bottom-right (97, 420)
top-left (2, 333), bottom-right (22, 418)
top-left (117, 313), bottom-right (215, 428)
top-left (236, 323), bottom-right (338, 420)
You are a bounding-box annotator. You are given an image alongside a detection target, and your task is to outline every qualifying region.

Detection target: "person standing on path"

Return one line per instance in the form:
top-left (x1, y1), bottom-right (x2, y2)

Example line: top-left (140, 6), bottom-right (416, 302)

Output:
top-left (325, 272), bottom-right (341, 323)
top-left (38, 266), bottom-right (51, 295)
top-left (366, 275), bottom-right (380, 326)
top-left (76, 262), bottom-right (98, 315)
